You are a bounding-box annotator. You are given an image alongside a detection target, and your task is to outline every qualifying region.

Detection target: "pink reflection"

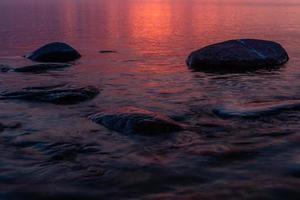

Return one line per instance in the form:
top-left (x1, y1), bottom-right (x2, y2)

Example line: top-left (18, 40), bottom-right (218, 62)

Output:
top-left (0, 0), bottom-right (299, 63)
top-left (128, 0), bottom-right (172, 42)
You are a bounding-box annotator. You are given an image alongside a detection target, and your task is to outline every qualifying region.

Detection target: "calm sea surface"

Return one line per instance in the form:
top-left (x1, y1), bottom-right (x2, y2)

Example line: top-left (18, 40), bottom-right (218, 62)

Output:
top-left (1, 0), bottom-right (300, 199)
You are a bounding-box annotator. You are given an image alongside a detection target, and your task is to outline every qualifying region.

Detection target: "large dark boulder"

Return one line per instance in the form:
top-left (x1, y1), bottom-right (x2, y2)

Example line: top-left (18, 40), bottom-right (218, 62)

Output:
top-left (0, 85), bottom-right (99, 105)
top-left (26, 42), bottom-right (81, 62)
top-left (91, 107), bottom-right (183, 135)
top-left (186, 39), bottom-right (289, 72)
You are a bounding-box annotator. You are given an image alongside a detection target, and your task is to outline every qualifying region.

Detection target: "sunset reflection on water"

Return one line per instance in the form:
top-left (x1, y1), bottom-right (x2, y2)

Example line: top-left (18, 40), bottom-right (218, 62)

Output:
top-left (1, 0), bottom-right (300, 199)
top-left (1, 0), bottom-right (299, 59)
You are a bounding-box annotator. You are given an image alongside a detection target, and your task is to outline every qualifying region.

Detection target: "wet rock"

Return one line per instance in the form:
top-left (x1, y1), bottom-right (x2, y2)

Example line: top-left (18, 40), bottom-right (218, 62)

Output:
top-left (26, 42), bottom-right (81, 62)
top-left (0, 85), bottom-right (99, 105)
top-left (91, 107), bottom-right (183, 135)
top-left (123, 59), bottom-right (140, 63)
top-left (87, 166), bottom-right (105, 176)
top-left (99, 50), bottom-right (117, 54)
top-left (14, 63), bottom-right (72, 73)
top-left (5, 122), bottom-right (22, 129)
top-left (0, 122), bottom-right (21, 133)
top-left (214, 100), bottom-right (300, 119)
top-left (23, 84), bottom-right (67, 90)
top-left (0, 64), bottom-right (11, 72)
top-left (187, 39), bottom-right (289, 72)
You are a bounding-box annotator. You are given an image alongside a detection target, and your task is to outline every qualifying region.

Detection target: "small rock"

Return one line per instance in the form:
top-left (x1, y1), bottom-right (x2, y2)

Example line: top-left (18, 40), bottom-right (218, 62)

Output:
top-left (0, 122), bottom-right (21, 132)
top-left (187, 39), bottom-right (289, 72)
top-left (123, 59), bottom-right (140, 62)
top-left (91, 106), bottom-right (183, 135)
top-left (0, 85), bottom-right (99, 105)
top-left (26, 42), bottom-right (81, 62)
top-left (14, 63), bottom-right (72, 73)
top-left (87, 166), bottom-right (105, 176)
top-left (99, 50), bottom-right (117, 54)
top-left (0, 65), bottom-right (11, 72)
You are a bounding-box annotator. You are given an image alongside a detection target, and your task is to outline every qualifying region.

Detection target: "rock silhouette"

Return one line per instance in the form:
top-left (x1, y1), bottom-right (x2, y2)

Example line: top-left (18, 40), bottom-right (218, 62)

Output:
top-left (187, 39), bottom-right (289, 72)
top-left (26, 42), bottom-right (81, 62)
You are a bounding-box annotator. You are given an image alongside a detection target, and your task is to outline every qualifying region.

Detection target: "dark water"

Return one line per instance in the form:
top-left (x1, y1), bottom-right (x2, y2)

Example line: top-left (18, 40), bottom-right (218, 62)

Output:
top-left (1, 0), bottom-right (300, 199)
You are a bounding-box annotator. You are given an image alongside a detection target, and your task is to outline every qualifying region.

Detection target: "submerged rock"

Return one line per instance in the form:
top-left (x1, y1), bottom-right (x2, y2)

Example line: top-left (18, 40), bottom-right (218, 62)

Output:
top-left (26, 42), bottom-right (81, 62)
top-left (0, 85), bottom-right (99, 105)
top-left (214, 100), bottom-right (300, 119)
top-left (187, 39), bottom-right (289, 72)
top-left (14, 63), bottom-right (72, 73)
top-left (0, 123), bottom-right (4, 132)
top-left (91, 106), bottom-right (183, 135)
top-left (0, 64), bottom-right (11, 72)
top-left (0, 122), bottom-right (21, 132)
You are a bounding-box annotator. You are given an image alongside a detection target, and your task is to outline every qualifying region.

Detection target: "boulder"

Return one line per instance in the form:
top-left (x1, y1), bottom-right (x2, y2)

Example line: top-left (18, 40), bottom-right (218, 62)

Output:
top-left (26, 42), bottom-right (81, 62)
top-left (186, 39), bottom-right (289, 72)
top-left (91, 106), bottom-right (183, 135)
top-left (0, 85), bottom-right (99, 105)
top-left (14, 63), bottom-right (71, 73)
